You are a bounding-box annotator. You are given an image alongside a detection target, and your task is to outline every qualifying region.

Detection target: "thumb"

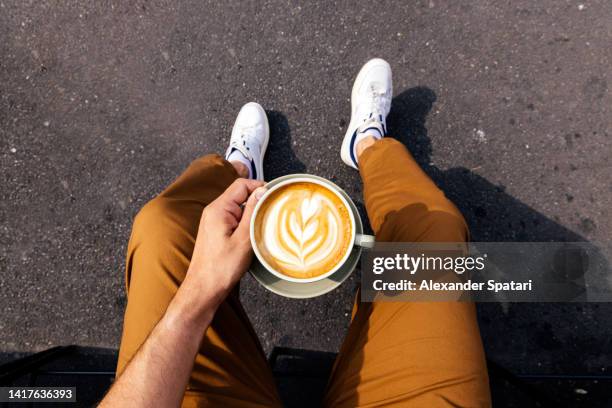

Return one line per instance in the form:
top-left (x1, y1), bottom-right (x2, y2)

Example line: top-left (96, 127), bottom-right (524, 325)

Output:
top-left (235, 186), bottom-right (266, 240)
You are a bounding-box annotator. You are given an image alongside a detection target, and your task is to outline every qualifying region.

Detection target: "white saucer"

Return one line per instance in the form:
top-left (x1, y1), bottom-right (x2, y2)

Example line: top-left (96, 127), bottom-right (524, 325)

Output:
top-left (249, 174), bottom-right (363, 298)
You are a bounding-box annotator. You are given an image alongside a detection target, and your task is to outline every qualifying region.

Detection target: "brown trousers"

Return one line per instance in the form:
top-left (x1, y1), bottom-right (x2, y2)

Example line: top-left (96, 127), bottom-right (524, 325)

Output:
top-left (117, 138), bottom-right (491, 407)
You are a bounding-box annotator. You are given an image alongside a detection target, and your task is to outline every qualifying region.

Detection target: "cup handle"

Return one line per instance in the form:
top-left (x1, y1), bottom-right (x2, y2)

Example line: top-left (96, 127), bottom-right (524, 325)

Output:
top-left (355, 233), bottom-right (376, 249)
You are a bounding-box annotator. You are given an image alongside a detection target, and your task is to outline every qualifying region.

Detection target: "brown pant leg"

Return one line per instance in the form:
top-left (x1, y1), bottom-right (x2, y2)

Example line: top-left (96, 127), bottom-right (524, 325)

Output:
top-left (116, 154), bottom-right (281, 407)
top-left (324, 138), bottom-right (491, 407)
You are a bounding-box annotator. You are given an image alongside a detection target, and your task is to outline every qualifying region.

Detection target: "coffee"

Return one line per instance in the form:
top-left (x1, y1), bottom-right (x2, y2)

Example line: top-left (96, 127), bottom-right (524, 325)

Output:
top-left (253, 182), bottom-right (353, 279)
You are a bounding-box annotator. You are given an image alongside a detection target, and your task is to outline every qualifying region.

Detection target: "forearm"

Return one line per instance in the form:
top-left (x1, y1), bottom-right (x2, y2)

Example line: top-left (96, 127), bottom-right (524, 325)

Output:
top-left (100, 274), bottom-right (220, 407)
top-left (101, 179), bottom-right (261, 406)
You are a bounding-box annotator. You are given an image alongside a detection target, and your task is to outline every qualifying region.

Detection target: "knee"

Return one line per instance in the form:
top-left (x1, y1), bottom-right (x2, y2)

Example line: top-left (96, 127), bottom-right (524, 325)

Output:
top-left (130, 197), bottom-right (199, 249)
top-left (131, 198), bottom-right (172, 241)
top-left (126, 198), bottom-right (196, 285)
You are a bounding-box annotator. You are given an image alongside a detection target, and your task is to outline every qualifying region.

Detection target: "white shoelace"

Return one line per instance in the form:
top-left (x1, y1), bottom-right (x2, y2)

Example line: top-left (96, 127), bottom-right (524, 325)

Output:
top-left (229, 127), bottom-right (257, 160)
top-left (366, 83), bottom-right (389, 120)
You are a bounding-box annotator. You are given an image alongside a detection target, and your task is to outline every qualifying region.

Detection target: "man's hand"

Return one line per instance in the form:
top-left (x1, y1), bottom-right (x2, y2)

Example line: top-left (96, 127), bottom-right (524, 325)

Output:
top-left (180, 178), bottom-right (266, 315)
top-left (100, 178), bottom-right (265, 408)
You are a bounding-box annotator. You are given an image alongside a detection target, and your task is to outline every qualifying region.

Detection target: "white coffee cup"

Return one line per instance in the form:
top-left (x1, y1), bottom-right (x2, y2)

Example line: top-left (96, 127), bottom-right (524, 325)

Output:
top-left (250, 175), bottom-right (375, 283)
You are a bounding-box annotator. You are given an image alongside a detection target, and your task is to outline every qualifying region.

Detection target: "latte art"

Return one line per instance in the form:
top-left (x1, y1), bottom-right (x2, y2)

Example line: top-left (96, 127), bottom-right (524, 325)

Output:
top-left (254, 182), bottom-right (353, 279)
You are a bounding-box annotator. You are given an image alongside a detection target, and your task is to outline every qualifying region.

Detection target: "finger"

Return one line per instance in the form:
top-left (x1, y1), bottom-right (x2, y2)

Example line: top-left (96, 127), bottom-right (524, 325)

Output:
top-left (219, 212), bottom-right (239, 232)
top-left (222, 179), bottom-right (265, 207)
top-left (222, 201), bottom-right (243, 221)
top-left (234, 186), bottom-right (266, 239)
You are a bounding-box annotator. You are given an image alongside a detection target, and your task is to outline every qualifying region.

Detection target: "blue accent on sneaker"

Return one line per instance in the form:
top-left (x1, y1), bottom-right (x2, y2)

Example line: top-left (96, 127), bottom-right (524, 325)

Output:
top-left (226, 147), bottom-right (256, 179)
top-left (349, 129), bottom-right (359, 168)
top-left (225, 147), bottom-right (237, 160)
top-left (360, 126), bottom-right (384, 138)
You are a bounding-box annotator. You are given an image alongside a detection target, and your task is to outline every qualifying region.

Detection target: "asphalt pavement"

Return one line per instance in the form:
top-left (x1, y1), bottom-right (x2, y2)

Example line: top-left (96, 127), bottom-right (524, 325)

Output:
top-left (1, 0), bottom-right (611, 390)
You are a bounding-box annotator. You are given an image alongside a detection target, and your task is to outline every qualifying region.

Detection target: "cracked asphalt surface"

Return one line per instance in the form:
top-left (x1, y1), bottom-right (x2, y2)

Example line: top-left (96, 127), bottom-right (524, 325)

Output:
top-left (1, 0), bottom-right (611, 390)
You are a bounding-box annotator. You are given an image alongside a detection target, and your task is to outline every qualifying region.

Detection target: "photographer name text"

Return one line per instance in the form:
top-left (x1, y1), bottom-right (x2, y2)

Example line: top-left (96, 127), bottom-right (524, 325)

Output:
top-left (372, 279), bottom-right (533, 292)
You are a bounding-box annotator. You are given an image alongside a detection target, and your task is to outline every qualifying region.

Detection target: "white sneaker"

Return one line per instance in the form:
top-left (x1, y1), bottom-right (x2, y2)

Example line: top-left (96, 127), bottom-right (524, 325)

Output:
top-left (340, 58), bottom-right (393, 169)
top-left (225, 102), bottom-right (269, 181)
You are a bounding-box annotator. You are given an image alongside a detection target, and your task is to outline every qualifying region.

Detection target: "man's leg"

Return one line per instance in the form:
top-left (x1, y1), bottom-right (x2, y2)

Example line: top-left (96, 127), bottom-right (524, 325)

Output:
top-left (117, 154), bottom-right (281, 407)
top-left (324, 138), bottom-right (491, 407)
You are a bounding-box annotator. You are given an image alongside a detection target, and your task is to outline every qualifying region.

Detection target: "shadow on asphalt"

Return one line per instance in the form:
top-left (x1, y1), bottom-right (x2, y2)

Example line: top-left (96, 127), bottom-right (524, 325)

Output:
top-left (388, 86), bottom-right (611, 406)
top-left (389, 86), bottom-right (593, 243)
top-left (264, 110), bottom-right (306, 179)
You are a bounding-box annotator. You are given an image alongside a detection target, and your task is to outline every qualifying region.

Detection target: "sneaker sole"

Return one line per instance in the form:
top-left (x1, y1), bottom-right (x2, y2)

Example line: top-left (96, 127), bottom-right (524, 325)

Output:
top-left (250, 102), bottom-right (269, 181)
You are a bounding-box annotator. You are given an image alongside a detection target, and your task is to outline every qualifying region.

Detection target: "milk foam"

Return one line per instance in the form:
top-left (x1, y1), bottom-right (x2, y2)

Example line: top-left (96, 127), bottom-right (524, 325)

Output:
top-left (259, 187), bottom-right (346, 273)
